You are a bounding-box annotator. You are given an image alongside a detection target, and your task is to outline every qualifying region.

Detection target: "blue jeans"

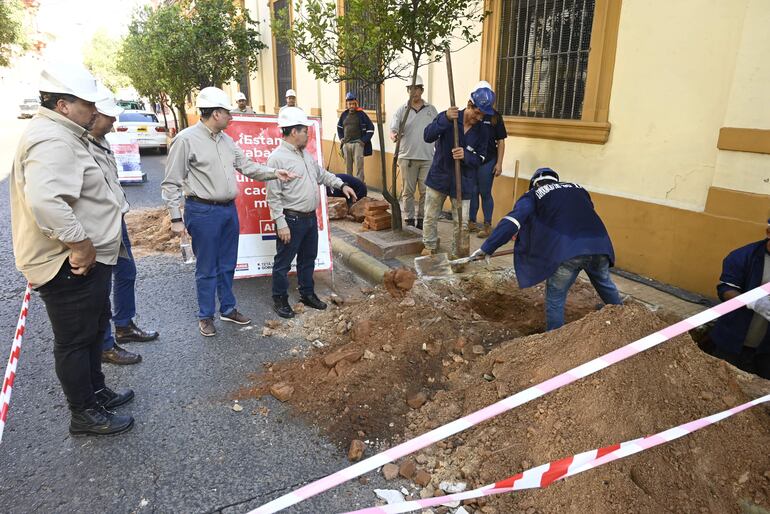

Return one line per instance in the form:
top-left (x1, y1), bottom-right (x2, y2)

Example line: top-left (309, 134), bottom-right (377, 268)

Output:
top-left (184, 200), bottom-right (239, 320)
top-left (469, 158), bottom-right (496, 224)
top-left (272, 214), bottom-right (319, 298)
top-left (102, 219), bottom-right (137, 351)
top-left (545, 254), bottom-right (622, 331)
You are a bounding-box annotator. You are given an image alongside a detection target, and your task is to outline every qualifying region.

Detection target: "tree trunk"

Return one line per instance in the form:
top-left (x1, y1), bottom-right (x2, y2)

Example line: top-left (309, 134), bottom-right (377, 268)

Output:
top-left (158, 93), bottom-right (169, 131)
top-left (374, 87), bottom-right (401, 230)
top-left (169, 99), bottom-right (179, 133)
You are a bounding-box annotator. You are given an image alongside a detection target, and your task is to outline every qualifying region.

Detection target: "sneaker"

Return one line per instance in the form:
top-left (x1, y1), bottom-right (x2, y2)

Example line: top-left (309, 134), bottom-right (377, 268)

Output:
top-left (115, 320), bottom-right (159, 343)
top-left (477, 223), bottom-right (492, 238)
top-left (69, 406), bottom-right (134, 437)
top-left (273, 296), bottom-right (295, 319)
top-left (467, 220), bottom-right (478, 233)
top-left (199, 318), bottom-right (216, 337)
top-left (102, 344), bottom-right (142, 365)
top-left (95, 387), bottom-right (135, 409)
top-left (300, 293), bottom-right (327, 310)
top-left (220, 309), bottom-right (251, 325)
top-left (405, 218), bottom-right (415, 227)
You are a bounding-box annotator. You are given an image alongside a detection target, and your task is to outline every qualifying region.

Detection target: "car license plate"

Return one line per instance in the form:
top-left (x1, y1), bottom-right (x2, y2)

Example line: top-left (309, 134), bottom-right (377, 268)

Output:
top-left (137, 126), bottom-right (148, 132)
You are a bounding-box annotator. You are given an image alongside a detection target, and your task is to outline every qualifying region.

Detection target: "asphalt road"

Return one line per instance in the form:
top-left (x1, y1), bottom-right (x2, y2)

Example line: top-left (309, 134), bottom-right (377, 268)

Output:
top-left (0, 139), bottom-right (395, 512)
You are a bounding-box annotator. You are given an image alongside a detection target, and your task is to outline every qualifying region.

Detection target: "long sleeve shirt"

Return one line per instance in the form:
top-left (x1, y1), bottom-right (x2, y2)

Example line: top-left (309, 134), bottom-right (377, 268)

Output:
top-left (10, 107), bottom-right (123, 287)
top-left (162, 121), bottom-right (278, 220)
top-left (266, 139), bottom-right (344, 230)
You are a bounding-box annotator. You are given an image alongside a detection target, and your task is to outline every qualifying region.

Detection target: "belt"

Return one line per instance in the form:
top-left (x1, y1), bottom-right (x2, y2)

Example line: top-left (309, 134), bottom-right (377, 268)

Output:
top-left (283, 209), bottom-right (316, 218)
top-left (186, 196), bottom-right (234, 207)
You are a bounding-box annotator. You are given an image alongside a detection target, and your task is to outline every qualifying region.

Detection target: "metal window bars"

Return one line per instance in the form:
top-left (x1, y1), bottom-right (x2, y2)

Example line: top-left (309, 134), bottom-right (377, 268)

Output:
top-left (496, 0), bottom-right (595, 120)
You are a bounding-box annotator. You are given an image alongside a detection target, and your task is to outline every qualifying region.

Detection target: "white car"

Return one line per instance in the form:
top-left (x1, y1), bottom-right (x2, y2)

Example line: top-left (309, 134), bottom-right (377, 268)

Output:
top-left (114, 110), bottom-right (168, 153)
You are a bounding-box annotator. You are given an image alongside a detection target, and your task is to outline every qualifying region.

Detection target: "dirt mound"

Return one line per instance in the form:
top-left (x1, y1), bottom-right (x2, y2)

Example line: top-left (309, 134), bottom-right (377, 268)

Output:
top-left (243, 271), bottom-right (601, 449)
top-left (124, 208), bottom-right (180, 257)
top-left (406, 303), bottom-right (770, 513)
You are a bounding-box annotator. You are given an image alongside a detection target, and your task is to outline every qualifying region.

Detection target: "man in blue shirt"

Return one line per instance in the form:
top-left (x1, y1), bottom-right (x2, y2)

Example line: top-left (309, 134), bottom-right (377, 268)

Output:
top-left (699, 220), bottom-right (770, 379)
top-left (421, 82), bottom-right (496, 258)
top-left (473, 168), bottom-right (622, 330)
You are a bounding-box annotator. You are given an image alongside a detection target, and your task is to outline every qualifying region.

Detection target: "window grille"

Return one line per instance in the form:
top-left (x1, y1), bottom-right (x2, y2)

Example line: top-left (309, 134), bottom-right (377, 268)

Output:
top-left (345, 80), bottom-right (378, 111)
top-left (273, 0), bottom-right (293, 102)
top-left (496, 0), bottom-right (595, 120)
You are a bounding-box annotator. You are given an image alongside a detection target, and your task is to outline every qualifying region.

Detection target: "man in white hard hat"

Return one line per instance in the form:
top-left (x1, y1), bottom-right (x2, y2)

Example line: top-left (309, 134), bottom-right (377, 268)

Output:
top-left (10, 63), bottom-right (134, 436)
top-left (87, 85), bottom-right (159, 367)
top-left (267, 107), bottom-right (357, 318)
top-left (231, 92), bottom-right (254, 114)
top-left (162, 86), bottom-right (296, 337)
top-left (389, 74), bottom-right (438, 230)
top-left (279, 89), bottom-right (297, 113)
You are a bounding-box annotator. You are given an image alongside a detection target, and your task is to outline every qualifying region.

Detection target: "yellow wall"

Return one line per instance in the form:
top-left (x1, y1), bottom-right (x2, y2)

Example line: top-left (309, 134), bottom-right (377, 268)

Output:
top-left (248, 0), bottom-right (770, 297)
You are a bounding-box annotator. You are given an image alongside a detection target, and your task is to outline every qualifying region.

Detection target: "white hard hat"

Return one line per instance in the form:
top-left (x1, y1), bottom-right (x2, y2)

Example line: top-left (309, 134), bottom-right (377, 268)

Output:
top-left (235, 92), bottom-right (247, 101)
top-left (95, 84), bottom-right (124, 117)
top-left (39, 62), bottom-right (107, 103)
top-left (196, 87), bottom-right (232, 109)
top-left (409, 75), bottom-right (424, 86)
top-left (285, 89), bottom-right (297, 98)
top-left (277, 106), bottom-right (312, 128)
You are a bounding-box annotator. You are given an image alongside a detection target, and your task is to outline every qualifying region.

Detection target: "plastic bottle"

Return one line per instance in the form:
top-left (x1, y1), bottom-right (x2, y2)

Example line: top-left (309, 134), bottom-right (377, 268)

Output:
top-left (180, 232), bottom-right (195, 264)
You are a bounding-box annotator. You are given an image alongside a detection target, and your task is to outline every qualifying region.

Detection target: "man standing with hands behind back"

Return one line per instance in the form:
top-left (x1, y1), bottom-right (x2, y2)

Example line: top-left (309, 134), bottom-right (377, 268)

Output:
top-left (162, 87), bottom-right (296, 337)
top-left (267, 107), bottom-right (357, 319)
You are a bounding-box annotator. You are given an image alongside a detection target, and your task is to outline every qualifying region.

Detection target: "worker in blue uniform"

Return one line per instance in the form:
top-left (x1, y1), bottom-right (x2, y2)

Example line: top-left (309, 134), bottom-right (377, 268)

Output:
top-left (699, 220), bottom-right (770, 378)
top-left (473, 167), bottom-right (623, 330)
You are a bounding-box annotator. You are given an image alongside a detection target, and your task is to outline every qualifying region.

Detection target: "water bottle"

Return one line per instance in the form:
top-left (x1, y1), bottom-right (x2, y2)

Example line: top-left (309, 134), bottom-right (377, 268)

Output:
top-left (180, 232), bottom-right (195, 264)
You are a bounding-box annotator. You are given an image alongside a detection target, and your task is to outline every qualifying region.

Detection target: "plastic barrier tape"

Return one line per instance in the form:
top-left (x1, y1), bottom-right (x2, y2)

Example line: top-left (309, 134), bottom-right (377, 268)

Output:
top-left (0, 285), bottom-right (32, 444)
top-left (251, 283), bottom-right (770, 513)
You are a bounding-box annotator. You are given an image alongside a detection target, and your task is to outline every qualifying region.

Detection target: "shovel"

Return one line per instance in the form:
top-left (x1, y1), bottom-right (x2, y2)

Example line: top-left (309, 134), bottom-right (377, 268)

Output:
top-left (414, 248), bottom-right (515, 278)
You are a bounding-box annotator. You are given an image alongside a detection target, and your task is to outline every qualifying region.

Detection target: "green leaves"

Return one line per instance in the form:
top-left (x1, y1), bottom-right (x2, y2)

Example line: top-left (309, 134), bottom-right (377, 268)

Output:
top-left (0, 0), bottom-right (28, 68)
top-left (84, 29), bottom-right (130, 92)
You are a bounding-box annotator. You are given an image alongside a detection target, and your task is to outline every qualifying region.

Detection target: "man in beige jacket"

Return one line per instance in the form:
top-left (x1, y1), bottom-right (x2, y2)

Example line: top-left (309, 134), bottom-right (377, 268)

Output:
top-left (10, 63), bottom-right (134, 436)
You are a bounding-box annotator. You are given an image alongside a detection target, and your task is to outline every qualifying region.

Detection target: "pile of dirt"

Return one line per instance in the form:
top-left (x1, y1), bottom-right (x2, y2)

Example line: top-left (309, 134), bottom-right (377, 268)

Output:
top-left (124, 208), bottom-right (180, 257)
top-left (245, 271), bottom-right (602, 448)
top-left (405, 303), bottom-right (770, 513)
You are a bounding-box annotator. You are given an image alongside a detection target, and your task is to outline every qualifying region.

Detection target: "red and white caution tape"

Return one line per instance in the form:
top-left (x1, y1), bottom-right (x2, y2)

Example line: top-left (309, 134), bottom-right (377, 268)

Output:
top-left (251, 283), bottom-right (770, 514)
top-left (0, 285), bottom-right (32, 444)
top-left (345, 393), bottom-right (770, 513)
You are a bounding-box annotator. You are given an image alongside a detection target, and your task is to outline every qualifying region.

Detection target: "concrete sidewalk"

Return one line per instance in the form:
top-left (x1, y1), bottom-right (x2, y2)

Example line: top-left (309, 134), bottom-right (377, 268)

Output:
top-left (329, 201), bottom-right (708, 320)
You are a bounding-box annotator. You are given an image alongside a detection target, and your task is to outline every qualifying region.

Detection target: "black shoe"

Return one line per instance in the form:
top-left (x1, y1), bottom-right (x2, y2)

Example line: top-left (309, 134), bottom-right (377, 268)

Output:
top-left (115, 320), bottom-right (159, 343)
top-left (95, 387), bottom-right (135, 409)
top-left (69, 406), bottom-right (134, 436)
top-left (299, 293), bottom-right (327, 310)
top-left (415, 219), bottom-right (423, 230)
top-left (273, 296), bottom-right (295, 319)
top-left (405, 218), bottom-right (415, 227)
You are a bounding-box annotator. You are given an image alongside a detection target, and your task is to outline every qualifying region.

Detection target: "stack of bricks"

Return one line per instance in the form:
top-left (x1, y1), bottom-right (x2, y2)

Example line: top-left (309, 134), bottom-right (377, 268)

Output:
top-left (362, 200), bottom-right (391, 231)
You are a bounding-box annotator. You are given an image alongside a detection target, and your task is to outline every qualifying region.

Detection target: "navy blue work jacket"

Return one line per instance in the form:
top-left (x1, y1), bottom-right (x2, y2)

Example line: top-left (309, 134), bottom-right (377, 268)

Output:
top-left (480, 181), bottom-right (615, 288)
top-left (336, 110), bottom-right (375, 156)
top-left (710, 239), bottom-right (770, 355)
top-left (423, 110), bottom-right (488, 199)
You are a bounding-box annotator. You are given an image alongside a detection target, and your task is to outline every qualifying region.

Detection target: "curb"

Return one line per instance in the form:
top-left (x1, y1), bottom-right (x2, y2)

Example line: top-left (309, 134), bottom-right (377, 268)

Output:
top-left (330, 235), bottom-right (391, 284)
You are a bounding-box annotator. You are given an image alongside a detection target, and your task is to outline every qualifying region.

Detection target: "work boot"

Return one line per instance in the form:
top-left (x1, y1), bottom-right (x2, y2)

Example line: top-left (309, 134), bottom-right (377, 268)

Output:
top-left (220, 309), bottom-right (251, 325)
top-left (69, 406), bottom-right (134, 437)
top-left (415, 219), bottom-right (423, 230)
top-left (199, 318), bottom-right (216, 337)
top-left (95, 387), bottom-right (135, 409)
top-left (273, 296), bottom-right (295, 319)
top-left (300, 293), bottom-right (327, 310)
top-left (102, 344), bottom-right (142, 365)
top-left (115, 320), bottom-right (159, 343)
top-left (467, 220), bottom-right (478, 233)
top-left (420, 247), bottom-right (437, 257)
top-left (477, 222), bottom-right (492, 238)
top-left (405, 218), bottom-right (415, 227)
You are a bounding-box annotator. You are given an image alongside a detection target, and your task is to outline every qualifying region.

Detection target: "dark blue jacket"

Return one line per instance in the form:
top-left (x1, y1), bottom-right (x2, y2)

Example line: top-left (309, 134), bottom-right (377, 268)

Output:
top-left (336, 109), bottom-right (374, 156)
top-left (480, 181), bottom-right (615, 288)
top-left (710, 239), bottom-right (770, 355)
top-left (326, 173), bottom-right (367, 201)
top-left (423, 110), bottom-right (488, 199)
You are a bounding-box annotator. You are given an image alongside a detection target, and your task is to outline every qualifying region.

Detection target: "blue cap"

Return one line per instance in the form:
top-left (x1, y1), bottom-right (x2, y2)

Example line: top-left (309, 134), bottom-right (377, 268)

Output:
top-left (345, 92), bottom-right (357, 101)
top-left (529, 168), bottom-right (560, 190)
top-left (470, 86), bottom-right (496, 115)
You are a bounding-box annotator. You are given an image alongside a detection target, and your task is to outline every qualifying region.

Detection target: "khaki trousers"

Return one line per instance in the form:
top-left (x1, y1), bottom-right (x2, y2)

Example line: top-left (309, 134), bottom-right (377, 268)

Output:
top-left (398, 158), bottom-right (430, 220)
top-left (344, 141), bottom-right (365, 181)
top-left (423, 186), bottom-right (469, 257)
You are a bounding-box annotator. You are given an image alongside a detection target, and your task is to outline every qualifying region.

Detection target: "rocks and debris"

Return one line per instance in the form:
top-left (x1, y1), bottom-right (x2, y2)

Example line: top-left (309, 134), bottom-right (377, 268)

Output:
top-left (383, 267), bottom-right (417, 298)
top-left (269, 383), bottom-right (294, 402)
top-left (348, 439), bottom-right (366, 462)
top-left (382, 463), bottom-right (399, 480)
top-left (374, 489), bottom-right (405, 505)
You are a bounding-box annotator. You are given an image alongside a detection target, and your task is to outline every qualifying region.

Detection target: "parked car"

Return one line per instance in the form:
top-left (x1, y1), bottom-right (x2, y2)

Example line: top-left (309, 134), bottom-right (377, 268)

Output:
top-left (117, 99), bottom-right (145, 111)
top-left (114, 110), bottom-right (168, 153)
top-left (18, 97), bottom-right (40, 119)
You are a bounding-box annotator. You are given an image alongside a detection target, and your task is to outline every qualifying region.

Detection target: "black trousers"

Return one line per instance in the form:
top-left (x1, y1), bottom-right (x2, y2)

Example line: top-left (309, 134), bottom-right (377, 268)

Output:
top-left (36, 261), bottom-right (112, 412)
top-left (699, 334), bottom-right (770, 380)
